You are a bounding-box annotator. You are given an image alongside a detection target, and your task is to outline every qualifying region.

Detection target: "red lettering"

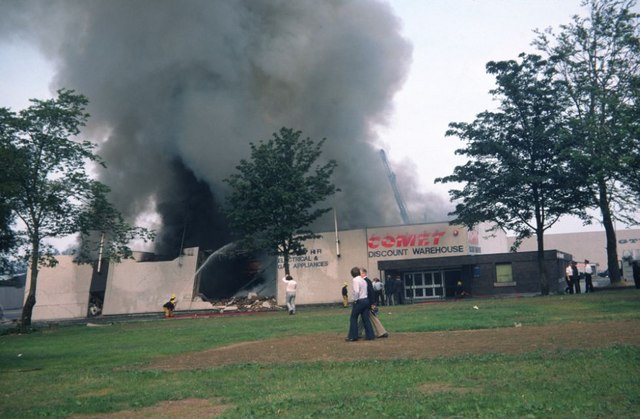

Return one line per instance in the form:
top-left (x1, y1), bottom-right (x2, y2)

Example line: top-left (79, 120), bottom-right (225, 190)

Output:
top-left (368, 231), bottom-right (449, 249)
top-left (432, 231), bottom-right (446, 245)
top-left (381, 235), bottom-right (395, 248)
top-left (395, 234), bottom-right (416, 247)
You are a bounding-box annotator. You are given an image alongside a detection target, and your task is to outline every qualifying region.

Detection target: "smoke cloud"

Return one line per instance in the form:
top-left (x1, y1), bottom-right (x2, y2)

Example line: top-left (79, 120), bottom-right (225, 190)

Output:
top-left (1, 0), bottom-right (450, 255)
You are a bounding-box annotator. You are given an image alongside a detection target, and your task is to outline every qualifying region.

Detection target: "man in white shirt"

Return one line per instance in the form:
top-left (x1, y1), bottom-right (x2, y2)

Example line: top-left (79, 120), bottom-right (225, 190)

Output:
top-left (346, 266), bottom-right (375, 341)
top-left (565, 262), bottom-right (573, 294)
top-left (282, 275), bottom-right (297, 314)
top-left (372, 277), bottom-right (384, 306)
top-left (584, 260), bottom-right (594, 293)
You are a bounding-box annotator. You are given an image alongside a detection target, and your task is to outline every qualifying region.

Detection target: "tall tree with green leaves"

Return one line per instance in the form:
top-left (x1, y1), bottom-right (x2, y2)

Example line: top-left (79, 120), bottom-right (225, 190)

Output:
top-left (0, 131), bottom-right (21, 254)
top-left (437, 54), bottom-right (587, 295)
top-left (75, 181), bottom-right (155, 264)
top-left (535, 0), bottom-right (640, 283)
top-left (224, 127), bottom-right (337, 275)
top-left (1, 89), bottom-right (153, 328)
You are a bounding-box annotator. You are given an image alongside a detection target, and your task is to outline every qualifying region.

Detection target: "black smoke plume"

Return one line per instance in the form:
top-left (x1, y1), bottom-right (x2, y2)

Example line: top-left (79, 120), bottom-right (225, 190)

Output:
top-left (1, 0), bottom-right (450, 257)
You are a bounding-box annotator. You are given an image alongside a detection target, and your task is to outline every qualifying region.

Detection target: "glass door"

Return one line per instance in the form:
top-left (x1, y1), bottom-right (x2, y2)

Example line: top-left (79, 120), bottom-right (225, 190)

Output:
top-left (404, 271), bottom-right (445, 301)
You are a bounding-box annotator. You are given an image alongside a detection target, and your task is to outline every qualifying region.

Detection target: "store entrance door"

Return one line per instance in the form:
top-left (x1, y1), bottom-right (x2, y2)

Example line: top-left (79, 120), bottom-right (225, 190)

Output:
top-left (404, 271), bottom-right (446, 302)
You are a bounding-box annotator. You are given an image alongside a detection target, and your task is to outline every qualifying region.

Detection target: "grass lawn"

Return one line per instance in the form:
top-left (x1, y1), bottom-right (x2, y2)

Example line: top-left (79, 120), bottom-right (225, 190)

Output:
top-left (1, 290), bottom-right (639, 418)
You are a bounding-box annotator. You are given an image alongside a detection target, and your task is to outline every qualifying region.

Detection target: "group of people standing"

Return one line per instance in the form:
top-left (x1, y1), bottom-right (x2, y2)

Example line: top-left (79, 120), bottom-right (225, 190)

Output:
top-left (565, 259), bottom-right (594, 294)
top-left (342, 275), bottom-right (405, 307)
top-left (383, 275), bottom-right (405, 305)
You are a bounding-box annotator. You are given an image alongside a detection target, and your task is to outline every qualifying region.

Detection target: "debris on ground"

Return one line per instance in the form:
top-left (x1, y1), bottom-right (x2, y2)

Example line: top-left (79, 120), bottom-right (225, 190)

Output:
top-left (206, 296), bottom-right (281, 313)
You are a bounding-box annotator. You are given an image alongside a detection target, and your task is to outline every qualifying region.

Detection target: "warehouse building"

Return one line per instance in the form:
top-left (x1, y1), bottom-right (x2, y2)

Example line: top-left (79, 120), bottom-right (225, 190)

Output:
top-left (276, 221), bottom-right (572, 306)
top-left (7, 223), bottom-right (638, 322)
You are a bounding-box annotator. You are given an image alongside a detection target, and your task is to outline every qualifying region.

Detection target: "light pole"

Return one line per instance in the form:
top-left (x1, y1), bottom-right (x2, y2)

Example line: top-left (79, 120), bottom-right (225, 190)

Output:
top-left (333, 187), bottom-right (342, 258)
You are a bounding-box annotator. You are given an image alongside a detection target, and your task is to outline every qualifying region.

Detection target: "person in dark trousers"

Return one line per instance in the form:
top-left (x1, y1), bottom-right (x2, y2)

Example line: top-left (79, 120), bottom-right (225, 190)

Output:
top-left (372, 277), bottom-right (384, 305)
top-left (632, 260), bottom-right (640, 289)
top-left (360, 268), bottom-right (374, 307)
top-left (341, 282), bottom-right (349, 307)
top-left (571, 261), bottom-right (581, 294)
top-left (565, 262), bottom-right (574, 294)
top-left (163, 294), bottom-right (177, 317)
top-left (384, 276), bottom-right (395, 306)
top-left (346, 266), bottom-right (374, 342)
top-left (394, 275), bottom-right (404, 304)
top-left (584, 259), bottom-right (594, 293)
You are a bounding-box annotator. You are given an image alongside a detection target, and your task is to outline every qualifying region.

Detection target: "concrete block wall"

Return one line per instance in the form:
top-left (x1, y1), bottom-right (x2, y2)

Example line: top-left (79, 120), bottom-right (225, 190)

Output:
top-left (28, 256), bottom-right (94, 321)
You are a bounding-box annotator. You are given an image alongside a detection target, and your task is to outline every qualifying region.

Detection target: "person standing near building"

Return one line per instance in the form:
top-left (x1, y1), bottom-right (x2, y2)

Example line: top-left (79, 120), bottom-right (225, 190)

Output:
top-left (565, 262), bottom-right (573, 294)
top-left (282, 275), bottom-right (297, 315)
top-left (341, 282), bottom-right (349, 308)
top-left (394, 275), bottom-right (404, 304)
top-left (633, 260), bottom-right (640, 289)
top-left (584, 260), bottom-right (594, 293)
top-left (372, 277), bottom-right (384, 305)
top-left (571, 261), bottom-right (581, 294)
top-left (384, 275), bottom-right (395, 306)
top-left (346, 266), bottom-right (374, 341)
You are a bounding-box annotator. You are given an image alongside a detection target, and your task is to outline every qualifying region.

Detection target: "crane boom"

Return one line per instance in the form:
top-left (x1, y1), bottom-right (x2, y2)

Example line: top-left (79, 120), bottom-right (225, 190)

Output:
top-left (379, 149), bottom-right (411, 224)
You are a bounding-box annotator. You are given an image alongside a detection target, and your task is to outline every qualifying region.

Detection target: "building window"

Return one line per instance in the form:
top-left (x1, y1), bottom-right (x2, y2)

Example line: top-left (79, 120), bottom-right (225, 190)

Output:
top-left (495, 263), bottom-right (516, 287)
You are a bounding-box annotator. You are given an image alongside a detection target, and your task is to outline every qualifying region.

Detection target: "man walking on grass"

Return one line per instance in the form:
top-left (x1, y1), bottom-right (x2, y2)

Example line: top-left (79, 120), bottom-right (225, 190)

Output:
top-left (346, 266), bottom-right (374, 342)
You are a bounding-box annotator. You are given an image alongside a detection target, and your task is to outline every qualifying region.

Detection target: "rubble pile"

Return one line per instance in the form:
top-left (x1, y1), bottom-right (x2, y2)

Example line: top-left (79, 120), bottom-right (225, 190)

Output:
top-left (207, 293), bottom-right (281, 313)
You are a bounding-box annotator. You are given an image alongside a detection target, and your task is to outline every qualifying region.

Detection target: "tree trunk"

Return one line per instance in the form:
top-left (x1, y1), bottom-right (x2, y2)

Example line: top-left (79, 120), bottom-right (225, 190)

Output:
top-left (598, 181), bottom-right (621, 284)
top-left (536, 230), bottom-right (549, 295)
top-left (283, 252), bottom-right (290, 276)
top-left (21, 241), bottom-right (40, 328)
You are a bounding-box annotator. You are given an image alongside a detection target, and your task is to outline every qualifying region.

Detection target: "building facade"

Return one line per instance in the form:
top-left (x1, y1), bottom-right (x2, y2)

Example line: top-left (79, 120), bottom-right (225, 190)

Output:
top-left (275, 221), bottom-right (570, 305)
top-left (21, 247), bottom-right (212, 321)
top-left (17, 223), bottom-right (637, 322)
top-left (510, 229), bottom-right (640, 280)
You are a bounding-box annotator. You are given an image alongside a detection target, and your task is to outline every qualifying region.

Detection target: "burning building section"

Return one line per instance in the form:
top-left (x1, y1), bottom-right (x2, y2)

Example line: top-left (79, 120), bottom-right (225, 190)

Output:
top-left (1, 0), bottom-right (453, 317)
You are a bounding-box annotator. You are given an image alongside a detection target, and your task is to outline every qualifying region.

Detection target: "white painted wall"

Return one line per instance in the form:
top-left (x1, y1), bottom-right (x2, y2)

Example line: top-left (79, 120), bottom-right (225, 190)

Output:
top-left (509, 229), bottom-right (640, 276)
top-left (103, 247), bottom-right (210, 315)
top-left (27, 256), bottom-right (94, 321)
top-left (26, 247), bottom-right (211, 321)
top-left (477, 221), bottom-right (510, 254)
top-left (277, 229), bottom-right (368, 306)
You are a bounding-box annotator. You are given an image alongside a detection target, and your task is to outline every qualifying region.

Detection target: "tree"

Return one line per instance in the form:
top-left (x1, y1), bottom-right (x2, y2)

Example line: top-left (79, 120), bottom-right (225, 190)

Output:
top-left (0, 135), bottom-right (21, 254)
top-left (224, 127), bottom-right (337, 275)
top-left (436, 54), bottom-right (588, 295)
top-left (0, 89), bottom-right (152, 328)
top-left (75, 181), bottom-right (155, 264)
top-left (534, 0), bottom-right (640, 284)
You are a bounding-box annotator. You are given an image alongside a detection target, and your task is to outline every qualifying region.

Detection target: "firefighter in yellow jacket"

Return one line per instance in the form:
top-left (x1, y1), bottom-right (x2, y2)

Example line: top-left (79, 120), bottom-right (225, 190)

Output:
top-left (341, 282), bottom-right (349, 307)
top-left (163, 294), bottom-right (177, 317)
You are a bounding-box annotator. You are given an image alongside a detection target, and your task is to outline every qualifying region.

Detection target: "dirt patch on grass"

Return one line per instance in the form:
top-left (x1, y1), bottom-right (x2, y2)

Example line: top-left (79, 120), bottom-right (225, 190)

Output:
top-left (149, 319), bottom-right (640, 371)
top-left (72, 320), bottom-right (639, 418)
top-left (70, 398), bottom-right (233, 419)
